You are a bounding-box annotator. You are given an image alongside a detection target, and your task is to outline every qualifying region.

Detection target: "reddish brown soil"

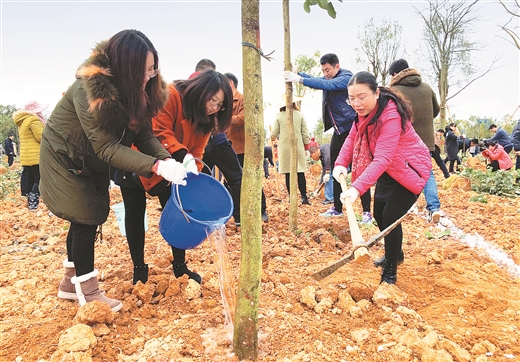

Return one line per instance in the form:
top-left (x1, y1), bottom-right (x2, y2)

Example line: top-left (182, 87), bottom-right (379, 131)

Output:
top-left (1, 163), bottom-right (519, 362)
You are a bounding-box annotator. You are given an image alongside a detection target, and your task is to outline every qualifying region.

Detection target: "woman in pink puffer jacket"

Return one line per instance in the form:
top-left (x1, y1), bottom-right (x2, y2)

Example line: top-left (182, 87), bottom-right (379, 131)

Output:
top-left (481, 141), bottom-right (513, 171)
top-left (333, 71), bottom-right (431, 285)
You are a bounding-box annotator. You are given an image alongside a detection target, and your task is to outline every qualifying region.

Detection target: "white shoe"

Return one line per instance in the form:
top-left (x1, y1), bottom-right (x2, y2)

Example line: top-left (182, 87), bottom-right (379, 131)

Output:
top-left (428, 210), bottom-right (441, 223)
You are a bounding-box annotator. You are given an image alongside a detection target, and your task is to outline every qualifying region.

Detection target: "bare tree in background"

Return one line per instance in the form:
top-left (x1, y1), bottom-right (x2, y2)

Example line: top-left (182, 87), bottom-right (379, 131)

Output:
top-left (499, 0), bottom-right (520, 50)
top-left (356, 18), bottom-right (403, 86)
top-left (416, 0), bottom-right (495, 128)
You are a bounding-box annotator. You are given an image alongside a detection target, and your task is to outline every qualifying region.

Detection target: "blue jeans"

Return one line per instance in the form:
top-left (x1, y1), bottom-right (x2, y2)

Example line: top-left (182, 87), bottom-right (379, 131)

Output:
top-left (423, 170), bottom-right (440, 212)
top-left (324, 170), bottom-right (333, 201)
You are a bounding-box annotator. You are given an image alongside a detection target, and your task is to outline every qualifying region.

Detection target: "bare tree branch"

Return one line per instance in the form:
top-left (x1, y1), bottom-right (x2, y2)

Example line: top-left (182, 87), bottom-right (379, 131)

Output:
top-left (498, 0), bottom-right (520, 50)
top-left (446, 57), bottom-right (497, 101)
top-left (415, 0), bottom-right (483, 127)
top-left (356, 18), bottom-right (403, 86)
top-left (501, 26), bottom-right (520, 49)
top-left (499, 0), bottom-right (520, 17)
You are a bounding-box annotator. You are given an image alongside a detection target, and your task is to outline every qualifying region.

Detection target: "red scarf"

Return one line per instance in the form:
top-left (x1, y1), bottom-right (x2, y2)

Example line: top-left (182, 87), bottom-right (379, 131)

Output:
top-left (351, 105), bottom-right (378, 182)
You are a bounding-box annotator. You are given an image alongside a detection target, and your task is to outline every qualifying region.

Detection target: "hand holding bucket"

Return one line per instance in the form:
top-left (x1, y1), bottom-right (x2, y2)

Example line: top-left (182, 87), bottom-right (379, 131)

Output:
top-left (156, 159), bottom-right (187, 185)
top-left (159, 172), bottom-right (234, 250)
top-left (183, 153), bottom-right (199, 175)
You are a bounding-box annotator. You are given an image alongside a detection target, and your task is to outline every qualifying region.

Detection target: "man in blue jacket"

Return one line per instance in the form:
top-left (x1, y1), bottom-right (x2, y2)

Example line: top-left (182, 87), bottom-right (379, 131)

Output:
top-left (488, 124), bottom-right (513, 154)
top-left (285, 54), bottom-right (369, 219)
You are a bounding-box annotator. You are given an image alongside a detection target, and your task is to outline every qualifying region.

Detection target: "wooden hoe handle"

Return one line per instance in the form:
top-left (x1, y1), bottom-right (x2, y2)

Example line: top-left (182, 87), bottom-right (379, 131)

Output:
top-left (338, 174), bottom-right (365, 247)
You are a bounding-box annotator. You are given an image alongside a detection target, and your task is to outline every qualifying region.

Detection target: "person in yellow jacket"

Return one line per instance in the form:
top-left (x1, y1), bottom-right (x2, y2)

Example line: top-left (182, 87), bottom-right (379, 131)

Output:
top-left (13, 100), bottom-right (48, 210)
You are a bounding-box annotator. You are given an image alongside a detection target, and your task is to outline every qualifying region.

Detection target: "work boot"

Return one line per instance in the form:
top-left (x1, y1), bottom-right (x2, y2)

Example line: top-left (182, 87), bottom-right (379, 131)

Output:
top-left (28, 192), bottom-right (39, 211)
top-left (133, 264), bottom-right (149, 285)
top-left (58, 259), bottom-right (78, 300)
top-left (173, 262), bottom-right (201, 284)
top-left (301, 196), bottom-right (311, 205)
top-left (71, 270), bottom-right (122, 312)
top-left (373, 250), bottom-right (404, 267)
top-left (380, 260), bottom-right (398, 285)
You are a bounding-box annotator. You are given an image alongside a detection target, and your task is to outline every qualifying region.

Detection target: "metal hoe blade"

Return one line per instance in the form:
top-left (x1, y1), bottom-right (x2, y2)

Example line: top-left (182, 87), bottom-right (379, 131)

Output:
top-left (311, 212), bottom-right (411, 281)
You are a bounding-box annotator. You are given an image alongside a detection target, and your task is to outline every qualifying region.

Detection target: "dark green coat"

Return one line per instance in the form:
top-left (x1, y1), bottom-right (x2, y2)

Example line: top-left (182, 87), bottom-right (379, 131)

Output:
top-left (40, 42), bottom-right (170, 225)
top-left (390, 68), bottom-right (440, 151)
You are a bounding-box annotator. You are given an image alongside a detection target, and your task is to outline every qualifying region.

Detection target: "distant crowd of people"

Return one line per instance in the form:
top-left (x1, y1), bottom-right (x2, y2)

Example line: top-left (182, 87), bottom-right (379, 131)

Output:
top-left (437, 122), bottom-right (516, 173)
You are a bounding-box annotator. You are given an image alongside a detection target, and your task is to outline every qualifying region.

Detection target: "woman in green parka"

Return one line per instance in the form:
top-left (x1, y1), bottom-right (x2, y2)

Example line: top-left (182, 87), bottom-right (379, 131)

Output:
top-left (40, 29), bottom-right (188, 312)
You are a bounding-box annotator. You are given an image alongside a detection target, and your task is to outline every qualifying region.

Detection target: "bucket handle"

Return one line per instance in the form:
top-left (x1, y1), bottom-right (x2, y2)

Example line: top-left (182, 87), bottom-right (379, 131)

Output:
top-left (174, 157), bottom-right (214, 223)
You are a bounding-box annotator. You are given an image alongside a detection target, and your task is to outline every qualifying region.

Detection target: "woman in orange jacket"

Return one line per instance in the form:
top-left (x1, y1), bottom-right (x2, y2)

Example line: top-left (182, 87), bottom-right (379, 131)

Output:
top-left (115, 70), bottom-right (232, 284)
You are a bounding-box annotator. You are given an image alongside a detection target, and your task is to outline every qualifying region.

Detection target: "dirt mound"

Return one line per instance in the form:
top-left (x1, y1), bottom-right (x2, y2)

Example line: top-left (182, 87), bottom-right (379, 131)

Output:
top-left (1, 169), bottom-right (519, 361)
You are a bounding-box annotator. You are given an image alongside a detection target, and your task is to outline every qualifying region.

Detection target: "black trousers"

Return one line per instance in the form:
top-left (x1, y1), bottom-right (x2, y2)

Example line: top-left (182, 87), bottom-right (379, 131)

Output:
top-left (373, 182), bottom-right (417, 263)
top-left (433, 146), bottom-right (450, 178)
top-left (21, 167), bottom-right (28, 195)
top-left (202, 140), bottom-right (243, 223)
top-left (120, 185), bottom-right (187, 268)
top-left (284, 172), bottom-right (307, 198)
top-left (22, 165), bottom-right (40, 194)
top-left (66, 222), bottom-right (98, 277)
top-left (330, 131), bottom-right (349, 213)
top-left (448, 159), bottom-right (459, 173)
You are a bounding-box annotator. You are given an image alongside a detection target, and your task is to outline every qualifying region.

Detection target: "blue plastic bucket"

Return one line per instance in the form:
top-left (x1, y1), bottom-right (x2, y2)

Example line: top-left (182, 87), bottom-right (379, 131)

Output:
top-left (159, 172), bottom-right (233, 249)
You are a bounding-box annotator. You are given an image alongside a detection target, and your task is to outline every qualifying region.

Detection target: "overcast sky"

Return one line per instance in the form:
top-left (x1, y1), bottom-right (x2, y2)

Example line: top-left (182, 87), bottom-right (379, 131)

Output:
top-left (1, 0), bottom-right (519, 132)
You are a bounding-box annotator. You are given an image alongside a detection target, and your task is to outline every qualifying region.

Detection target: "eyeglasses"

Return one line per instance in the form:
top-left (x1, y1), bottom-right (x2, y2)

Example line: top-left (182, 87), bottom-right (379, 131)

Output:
top-left (147, 68), bottom-right (159, 79)
top-left (208, 96), bottom-right (225, 111)
top-left (346, 93), bottom-right (373, 106)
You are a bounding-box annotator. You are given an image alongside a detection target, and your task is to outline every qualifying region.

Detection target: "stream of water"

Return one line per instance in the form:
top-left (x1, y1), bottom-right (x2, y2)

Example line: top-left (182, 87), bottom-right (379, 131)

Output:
top-left (207, 225), bottom-right (236, 340)
top-left (438, 215), bottom-right (520, 278)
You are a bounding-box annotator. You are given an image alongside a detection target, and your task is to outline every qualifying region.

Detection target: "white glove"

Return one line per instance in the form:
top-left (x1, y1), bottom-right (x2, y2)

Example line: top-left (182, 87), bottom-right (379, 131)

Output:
top-left (340, 187), bottom-right (360, 205)
top-left (332, 165), bottom-right (349, 183)
top-left (182, 153), bottom-right (199, 175)
top-left (323, 173), bottom-right (331, 183)
top-left (156, 159), bottom-right (187, 186)
top-left (284, 71), bottom-right (301, 83)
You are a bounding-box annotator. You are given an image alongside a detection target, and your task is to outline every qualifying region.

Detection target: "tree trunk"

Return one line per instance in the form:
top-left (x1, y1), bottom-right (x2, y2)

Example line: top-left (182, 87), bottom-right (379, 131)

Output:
top-left (283, 0), bottom-right (298, 232)
top-left (233, 0), bottom-right (263, 359)
top-left (438, 65), bottom-right (448, 129)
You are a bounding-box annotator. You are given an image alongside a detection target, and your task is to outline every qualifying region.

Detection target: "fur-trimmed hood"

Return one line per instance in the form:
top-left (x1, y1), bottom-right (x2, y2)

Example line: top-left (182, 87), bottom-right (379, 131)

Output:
top-left (389, 68), bottom-right (422, 87)
top-left (75, 40), bottom-right (169, 133)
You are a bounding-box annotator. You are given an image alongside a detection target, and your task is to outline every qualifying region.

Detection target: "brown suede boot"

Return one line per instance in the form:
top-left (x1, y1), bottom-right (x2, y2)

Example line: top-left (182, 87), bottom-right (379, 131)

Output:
top-left (57, 260), bottom-right (77, 300)
top-left (58, 260), bottom-right (104, 300)
top-left (71, 270), bottom-right (122, 312)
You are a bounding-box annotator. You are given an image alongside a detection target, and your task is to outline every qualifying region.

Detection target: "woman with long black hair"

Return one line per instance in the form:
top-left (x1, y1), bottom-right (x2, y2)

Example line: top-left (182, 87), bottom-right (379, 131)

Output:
top-left (40, 30), bottom-right (187, 312)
